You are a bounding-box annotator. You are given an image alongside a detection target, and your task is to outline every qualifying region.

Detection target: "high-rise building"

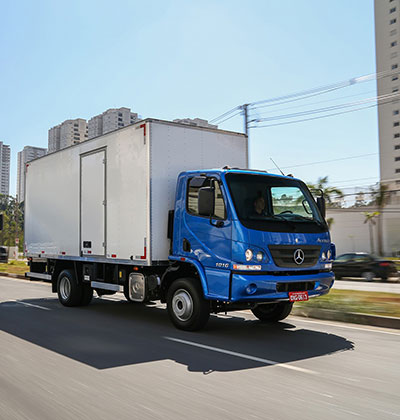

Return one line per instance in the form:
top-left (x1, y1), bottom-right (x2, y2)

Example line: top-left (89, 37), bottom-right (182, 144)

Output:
top-left (17, 146), bottom-right (47, 202)
top-left (48, 118), bottom-right (88, 152)
top-left (375, 0), bottom-right (400, 183)
top-left (0, 142), bottom-right (10, 195)
top-left (88, 107), bottom-right (139, 139)
top-left (173, 118), bottom-right (218, 129)
top-left (375, 0), bottom-right (400, 255)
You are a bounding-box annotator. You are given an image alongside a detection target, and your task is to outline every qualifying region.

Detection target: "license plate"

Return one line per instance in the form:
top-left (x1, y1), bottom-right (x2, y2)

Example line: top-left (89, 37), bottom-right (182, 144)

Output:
top-left (289, 291), bottom-right (309, 302)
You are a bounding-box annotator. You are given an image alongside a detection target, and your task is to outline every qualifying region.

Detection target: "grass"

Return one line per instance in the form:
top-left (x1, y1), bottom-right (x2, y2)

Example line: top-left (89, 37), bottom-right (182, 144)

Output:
top-left (297, 289), bottom-right (400, 318)
top-left (0, 260), bottom-right (29, 275)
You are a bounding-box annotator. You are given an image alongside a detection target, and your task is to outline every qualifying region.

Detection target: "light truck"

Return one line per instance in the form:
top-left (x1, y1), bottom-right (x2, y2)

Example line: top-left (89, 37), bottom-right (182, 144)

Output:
top-left (25, 119), bottom-right (335, 330)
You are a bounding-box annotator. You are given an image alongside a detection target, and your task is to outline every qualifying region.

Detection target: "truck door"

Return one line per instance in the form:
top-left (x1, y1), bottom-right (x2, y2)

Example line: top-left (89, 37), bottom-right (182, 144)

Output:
top-left (182, 176), bottom-right (231, 299)
top-left (80, 149), bottom-right (106, 256)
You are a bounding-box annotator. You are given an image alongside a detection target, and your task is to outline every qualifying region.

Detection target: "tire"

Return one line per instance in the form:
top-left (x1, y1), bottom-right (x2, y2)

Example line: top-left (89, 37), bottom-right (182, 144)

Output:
top-left (57, 269), bottom-right (83, 307)
top-left (166, 278), bottom-right (210, 331)
top-left (362, 271), bottom-right (374, 282)
top-left (80, 283), bottom-right (93, 305)
top-left (251, 302), bottom-right (293, 322)
top-left (123, 284), bottom-right (132, 302)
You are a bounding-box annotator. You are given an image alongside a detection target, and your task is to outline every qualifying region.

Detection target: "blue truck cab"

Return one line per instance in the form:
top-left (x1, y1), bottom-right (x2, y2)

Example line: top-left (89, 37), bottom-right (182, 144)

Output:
top-left (164, 168), bottom-right (335, 330)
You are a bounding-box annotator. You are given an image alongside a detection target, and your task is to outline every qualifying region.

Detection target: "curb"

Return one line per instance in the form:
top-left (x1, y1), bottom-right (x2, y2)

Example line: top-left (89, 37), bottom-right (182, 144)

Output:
top-left (292, 306), bottom-right (400, 330)
top-left (0, 272), bottom-right (28, 280)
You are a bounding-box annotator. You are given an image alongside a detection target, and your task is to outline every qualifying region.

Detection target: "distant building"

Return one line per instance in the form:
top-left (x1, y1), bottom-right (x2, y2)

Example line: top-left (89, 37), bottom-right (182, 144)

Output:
top-left (375, 0), bottom-right (400, 183)
top-left (173, 118), bottom-right (218, 129)
top-left (48, 118), bottom-right (88, 152)
top-left (375, 0), bottom-right (400, 255)
top-left (88, 107), bottom-right (139, 139)
top-left (0, 142), bottom-right (10, 196)
top-left (17, 146), bottom-right (47, 202)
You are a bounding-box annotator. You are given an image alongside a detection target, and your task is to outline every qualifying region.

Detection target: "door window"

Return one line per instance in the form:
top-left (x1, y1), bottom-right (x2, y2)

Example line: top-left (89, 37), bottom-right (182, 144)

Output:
top-left (187, 177), bottom-right (226, 220)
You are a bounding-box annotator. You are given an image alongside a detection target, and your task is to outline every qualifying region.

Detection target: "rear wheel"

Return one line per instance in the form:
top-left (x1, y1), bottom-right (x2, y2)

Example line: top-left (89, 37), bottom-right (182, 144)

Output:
top-left (80, 283), bottom-right (93, 305)
top-left (57, 269), bottom-right (83, 307)
top-left (251, 302), bottom-right (293, 322)
top-left (167, 278), bottom-right (210, 331)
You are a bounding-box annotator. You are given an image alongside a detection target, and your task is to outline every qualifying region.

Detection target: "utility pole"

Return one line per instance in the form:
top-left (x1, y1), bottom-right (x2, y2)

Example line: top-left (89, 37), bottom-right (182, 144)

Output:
top-left (241, 104), bottom-right (249, 137)
top-left (241, 104), bottom-right (250, 167)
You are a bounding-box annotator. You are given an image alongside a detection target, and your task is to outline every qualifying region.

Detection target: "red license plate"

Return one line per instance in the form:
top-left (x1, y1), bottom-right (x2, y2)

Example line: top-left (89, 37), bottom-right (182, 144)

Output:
top-left (289, 291), bottom-right (309, 302)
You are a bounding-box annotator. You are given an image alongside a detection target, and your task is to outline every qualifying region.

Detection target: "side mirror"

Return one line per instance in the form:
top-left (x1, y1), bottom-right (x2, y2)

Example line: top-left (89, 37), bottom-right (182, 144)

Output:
top-left (198, 187), bottom-right (215, 216)
top-left (316, 196), bottom-right (326, 218)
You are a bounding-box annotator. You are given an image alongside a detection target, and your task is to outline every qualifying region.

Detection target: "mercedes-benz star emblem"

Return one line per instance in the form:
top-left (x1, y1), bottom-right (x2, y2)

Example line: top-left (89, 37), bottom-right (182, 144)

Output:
top-left (294, 249), bottom-right (305, 265)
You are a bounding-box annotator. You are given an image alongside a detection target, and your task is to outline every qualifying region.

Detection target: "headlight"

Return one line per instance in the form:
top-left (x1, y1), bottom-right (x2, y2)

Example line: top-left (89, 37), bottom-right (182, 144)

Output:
top-left (321, 252), bottom-right (326, 261)
top-left (245, 249), bottom-right (253, 261)
top-left (327, 249), bottom-right (332, 260)
top-left (256, 251), bottom-right (264, 262)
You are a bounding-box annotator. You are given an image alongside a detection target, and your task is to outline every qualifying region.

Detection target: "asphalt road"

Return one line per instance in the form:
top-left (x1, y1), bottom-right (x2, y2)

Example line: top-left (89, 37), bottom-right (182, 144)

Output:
top-left (1, 276), bottom-right (399, 420)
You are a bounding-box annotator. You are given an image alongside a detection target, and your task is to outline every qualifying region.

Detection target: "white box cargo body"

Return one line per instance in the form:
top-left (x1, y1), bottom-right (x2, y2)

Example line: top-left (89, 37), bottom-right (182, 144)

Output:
top-left (25, 119), bottom-right (248, 265)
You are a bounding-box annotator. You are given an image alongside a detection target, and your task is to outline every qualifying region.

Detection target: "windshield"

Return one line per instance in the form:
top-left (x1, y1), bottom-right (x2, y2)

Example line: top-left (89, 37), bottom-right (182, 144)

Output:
top-left (225, 173), bottom-right (327, 233)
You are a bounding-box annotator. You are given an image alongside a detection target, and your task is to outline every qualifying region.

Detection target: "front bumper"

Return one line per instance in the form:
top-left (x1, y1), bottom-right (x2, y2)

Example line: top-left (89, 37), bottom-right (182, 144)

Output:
top-left (230, 271), bottom-right (334, 302)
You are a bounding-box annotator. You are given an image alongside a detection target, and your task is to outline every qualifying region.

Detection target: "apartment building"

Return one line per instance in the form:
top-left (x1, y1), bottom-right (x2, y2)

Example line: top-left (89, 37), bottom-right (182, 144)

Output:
top-left (16, 146), bottom-right (47, 202)
top-left (173, 118), bottom-right (218, 129)
top-left (48, 118), bottom-right (88, 152)
top-left (0, 142), bottom-right (10, 195)
top-left (88, 107), bottom-right (139, 139)
top-left (375, 0), bottom-right (400, 182)
top-left (374, 0), bottom-right (400, 254)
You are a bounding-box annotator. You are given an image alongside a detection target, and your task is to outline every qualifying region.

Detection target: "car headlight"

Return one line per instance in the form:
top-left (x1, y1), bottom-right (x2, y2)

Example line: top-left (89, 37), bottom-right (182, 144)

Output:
top-left (327, 249), bottom-right (332, 260)
top-left (321, 252), bottom-right (326, 261)
top-left (245, 249), bottom-right (253, 261)
top-left (256, 251), bottom-right (264, 262)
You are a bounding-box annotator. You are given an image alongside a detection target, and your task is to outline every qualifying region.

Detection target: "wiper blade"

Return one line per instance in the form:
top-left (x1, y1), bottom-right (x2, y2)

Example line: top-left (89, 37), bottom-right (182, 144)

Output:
top-left (288, 214), bottom-right (326, 228)
top-left (265, 215), bottom-right (296, 229)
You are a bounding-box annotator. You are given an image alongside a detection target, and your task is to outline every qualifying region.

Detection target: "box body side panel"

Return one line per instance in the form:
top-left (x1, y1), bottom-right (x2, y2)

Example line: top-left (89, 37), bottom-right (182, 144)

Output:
top-left (25, 125), bottom-right (149, 262)
top-left (150, 122), bottom-right (248, 261)
top-left (25, 148), bottom-right (80, 256)
top-left (106, 126), bottom-right (148, 261)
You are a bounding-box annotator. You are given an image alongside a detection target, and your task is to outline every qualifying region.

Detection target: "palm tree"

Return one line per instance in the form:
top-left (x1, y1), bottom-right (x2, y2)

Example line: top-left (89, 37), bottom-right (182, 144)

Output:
top-left (307, 176), bottom-right (344, 207)
top-left (368, 183), bottom-right (389, 256)
top-left (363, 211), bottom-right (380, 255)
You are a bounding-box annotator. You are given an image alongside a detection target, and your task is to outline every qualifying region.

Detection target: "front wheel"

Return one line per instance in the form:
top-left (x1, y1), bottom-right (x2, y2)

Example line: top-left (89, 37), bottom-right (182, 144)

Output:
top-left (166, 278), bottom-right (210, 331)
top-left (251, 302), bottom-right (293, 322)
top-left (362, 271), bottom-right (374, 282)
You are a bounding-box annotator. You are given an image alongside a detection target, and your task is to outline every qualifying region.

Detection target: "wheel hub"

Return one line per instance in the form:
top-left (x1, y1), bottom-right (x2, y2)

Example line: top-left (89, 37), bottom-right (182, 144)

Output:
top-left (172, 289), bottom-right (193, 321)
top-left (59, 277), bottom-right (71, 300)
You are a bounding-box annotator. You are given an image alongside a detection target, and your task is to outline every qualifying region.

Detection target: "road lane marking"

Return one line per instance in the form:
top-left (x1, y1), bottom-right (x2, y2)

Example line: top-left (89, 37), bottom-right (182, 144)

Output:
top-left (11, 300), bottom-right (51, 311)
top-left (164, 336), bottom-right (317, 374)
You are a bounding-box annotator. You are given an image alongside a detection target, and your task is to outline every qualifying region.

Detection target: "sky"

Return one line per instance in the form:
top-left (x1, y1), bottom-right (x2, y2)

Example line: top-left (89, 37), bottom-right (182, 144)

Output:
top-left (1, 0), bottom-right (377, 197)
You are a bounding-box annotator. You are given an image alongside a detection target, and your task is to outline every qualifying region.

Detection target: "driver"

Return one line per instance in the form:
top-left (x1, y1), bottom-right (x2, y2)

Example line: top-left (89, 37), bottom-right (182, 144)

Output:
top-left (253, 191), bottom-right (266, 215)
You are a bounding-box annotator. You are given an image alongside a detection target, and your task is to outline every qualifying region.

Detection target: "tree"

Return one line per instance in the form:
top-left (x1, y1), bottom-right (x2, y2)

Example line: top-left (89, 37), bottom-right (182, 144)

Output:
top-left (363, 211), bottom-right (379, 255)
top-left (0, 194), bottom-right (24, 252)
top-left (354, 191), bottom-right (367, 207)
top-left (368, 183), bottom-right (389, 256)
top-left (307, 176), bottom-right (344, 207)
top-left (326, 217), bottom-right (334, 230)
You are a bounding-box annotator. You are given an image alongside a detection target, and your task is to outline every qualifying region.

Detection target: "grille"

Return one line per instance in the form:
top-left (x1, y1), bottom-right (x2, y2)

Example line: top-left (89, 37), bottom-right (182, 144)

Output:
top-left (269, 245), bottom-right (321, 268)
top-left (276, 281), bottom-right (316, 293)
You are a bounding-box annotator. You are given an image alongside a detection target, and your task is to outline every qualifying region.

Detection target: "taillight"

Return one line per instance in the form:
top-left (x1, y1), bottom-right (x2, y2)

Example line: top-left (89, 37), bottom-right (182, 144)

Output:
top-left (379, 262), bottom-right (390, 267)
